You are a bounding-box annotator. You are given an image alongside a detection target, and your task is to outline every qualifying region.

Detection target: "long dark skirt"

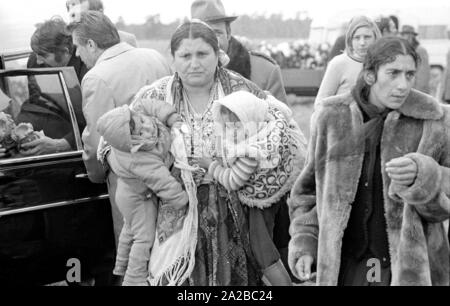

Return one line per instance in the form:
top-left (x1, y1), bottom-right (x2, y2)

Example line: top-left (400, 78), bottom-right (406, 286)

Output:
top-left (189, 183), bottom-right (260, 286)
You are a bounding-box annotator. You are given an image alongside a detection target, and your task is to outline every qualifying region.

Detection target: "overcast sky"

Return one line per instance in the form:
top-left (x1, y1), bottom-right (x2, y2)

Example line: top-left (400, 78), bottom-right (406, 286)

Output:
top-left (1, 0), bottom-right (450, 51)
top-left (1, 0), bottom-right (450, 25)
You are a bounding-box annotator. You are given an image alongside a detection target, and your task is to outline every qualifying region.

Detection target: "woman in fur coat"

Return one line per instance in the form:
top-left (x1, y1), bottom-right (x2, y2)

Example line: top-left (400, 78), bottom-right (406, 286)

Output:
top-left (289, 37), bottom-right (450, 286)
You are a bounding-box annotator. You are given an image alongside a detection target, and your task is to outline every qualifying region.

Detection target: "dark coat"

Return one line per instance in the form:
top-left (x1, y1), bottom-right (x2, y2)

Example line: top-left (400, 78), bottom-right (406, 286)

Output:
top-left (227, 36), bottom-right (287, 103)
top-left (27, 49), bottom-right (88, 83)
top-left (17, 101), bottom-right (74, 148)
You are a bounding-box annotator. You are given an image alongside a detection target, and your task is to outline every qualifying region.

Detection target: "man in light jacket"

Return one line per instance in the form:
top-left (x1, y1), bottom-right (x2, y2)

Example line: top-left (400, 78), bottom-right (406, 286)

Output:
top-left (67, 11), bottom-right (171, 269)
top-left (191, 0), bottom-right (287, 104)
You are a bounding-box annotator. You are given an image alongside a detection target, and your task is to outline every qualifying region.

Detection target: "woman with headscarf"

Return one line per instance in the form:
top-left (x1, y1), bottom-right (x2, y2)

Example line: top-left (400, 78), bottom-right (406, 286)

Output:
top-left (315, 16), bottom-right (381, 107)
top-left (128, 20), bottom-right (306, 286)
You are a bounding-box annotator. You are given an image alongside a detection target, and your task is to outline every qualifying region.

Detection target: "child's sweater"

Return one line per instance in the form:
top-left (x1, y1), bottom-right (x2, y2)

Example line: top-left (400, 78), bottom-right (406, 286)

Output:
top-left (208, 157), bottom-right (258, 191)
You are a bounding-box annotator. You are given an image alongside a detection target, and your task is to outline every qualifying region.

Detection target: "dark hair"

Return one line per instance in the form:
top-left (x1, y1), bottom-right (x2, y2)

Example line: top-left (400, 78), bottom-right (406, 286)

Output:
top-left (365, 36), bottom-right (419, 74)
top-left (375, 17), bottom-right (392, 35)
top-left (30, 17), bottom-right (73, 57)
top-left (431, 64), bottom-right (444, 72)
top-left (67, 11), bottom-right (120, 49)
top-left (170, 21), bottom-right (220, 56)
top-left (225, 22), bottom-right (231, 36)
top-left (409, 35), bottom-right (420, 49)
top-left (356, 36), bottom-right (420, 97)
top-left (389, 15), bottom-right (399, 31)
top-left (66, 0), bottom-right (104, 12)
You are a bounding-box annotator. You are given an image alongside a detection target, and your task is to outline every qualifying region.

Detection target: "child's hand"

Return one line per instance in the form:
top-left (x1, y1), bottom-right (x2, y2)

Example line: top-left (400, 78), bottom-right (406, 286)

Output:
top-left (193, 157), bottom-right (214, 170)
top-left (167, 113), bottom-right (183, 128)
top-left (171, 121), bottom-right (190, 134)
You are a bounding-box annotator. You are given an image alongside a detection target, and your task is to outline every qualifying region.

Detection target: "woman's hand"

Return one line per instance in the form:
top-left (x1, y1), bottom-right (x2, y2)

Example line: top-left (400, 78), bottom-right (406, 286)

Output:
top-left (295, 255), bottom-right (314, 281)
top-left (386, 157), bottom-right (418, 186)
top-left (20, 137), bottom-right (71, 156)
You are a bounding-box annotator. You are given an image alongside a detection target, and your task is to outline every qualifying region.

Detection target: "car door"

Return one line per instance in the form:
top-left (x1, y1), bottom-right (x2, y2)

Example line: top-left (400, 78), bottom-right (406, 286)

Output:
top-left (0, 55), bottom-right (115, 285)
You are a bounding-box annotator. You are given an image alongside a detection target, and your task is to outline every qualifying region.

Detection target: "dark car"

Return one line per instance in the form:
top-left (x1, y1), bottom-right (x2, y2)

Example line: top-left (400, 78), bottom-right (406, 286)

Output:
top-left (0, 51), bottom-right (115, 286)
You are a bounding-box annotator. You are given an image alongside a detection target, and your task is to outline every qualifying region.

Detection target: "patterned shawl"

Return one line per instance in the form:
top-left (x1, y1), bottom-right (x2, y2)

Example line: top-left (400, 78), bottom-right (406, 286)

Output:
top-left (132, 67), bottom-right (267, 112)
top-left (132, 67), bottom-right (306, 209)
top-left (130, 67), bottom-right (267, 286)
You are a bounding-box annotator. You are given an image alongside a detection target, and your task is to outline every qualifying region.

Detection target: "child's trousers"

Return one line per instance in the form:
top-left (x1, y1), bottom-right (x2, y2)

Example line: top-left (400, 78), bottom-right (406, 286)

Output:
top-left (113, 178), bottom-right (157, 286)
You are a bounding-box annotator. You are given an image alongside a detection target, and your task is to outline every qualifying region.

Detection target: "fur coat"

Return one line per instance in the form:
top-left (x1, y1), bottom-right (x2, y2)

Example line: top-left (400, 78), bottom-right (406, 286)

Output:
top-left (288, 89), bottom-right (450, 286)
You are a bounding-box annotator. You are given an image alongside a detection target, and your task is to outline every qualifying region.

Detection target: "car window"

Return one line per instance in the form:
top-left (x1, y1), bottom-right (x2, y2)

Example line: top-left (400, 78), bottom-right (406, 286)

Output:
top-left (0, 71), bottom-right (81, 160)
top-left (0, 51), bottom-right (30, 70)
top-left (3, 57), bottom-right (28, 70)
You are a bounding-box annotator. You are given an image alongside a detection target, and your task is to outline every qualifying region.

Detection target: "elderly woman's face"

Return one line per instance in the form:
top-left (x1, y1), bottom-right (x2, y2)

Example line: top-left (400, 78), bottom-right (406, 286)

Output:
top-left (173, 38), bottom-right (219, 88)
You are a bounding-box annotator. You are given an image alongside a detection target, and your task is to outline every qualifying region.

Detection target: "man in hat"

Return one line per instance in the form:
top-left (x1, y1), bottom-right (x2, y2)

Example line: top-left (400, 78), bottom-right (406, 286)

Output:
top-left (401, 25), bottom-right (430, 94)
top-left (191, 0), bottom-right (287, 104)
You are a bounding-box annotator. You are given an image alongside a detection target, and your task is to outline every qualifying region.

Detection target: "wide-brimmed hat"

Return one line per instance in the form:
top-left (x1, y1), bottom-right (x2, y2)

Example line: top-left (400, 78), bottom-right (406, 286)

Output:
top-left (191, 0), bottom-right (238, 23)
top-left (400, 25), bottom-right (418, 36)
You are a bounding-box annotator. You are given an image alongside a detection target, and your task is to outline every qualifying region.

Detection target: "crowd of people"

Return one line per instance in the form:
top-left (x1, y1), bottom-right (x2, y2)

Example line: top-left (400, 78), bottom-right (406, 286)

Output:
top-left (325, 14), bottom-right (434, 98)
top-left (255, 40), bottom-right (331, 70)
top-left (0, 0), bottom-right (449, 287)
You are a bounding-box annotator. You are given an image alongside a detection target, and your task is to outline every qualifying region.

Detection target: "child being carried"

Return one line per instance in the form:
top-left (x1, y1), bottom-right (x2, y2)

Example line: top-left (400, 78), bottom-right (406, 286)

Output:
top-left (194, 90), bottom-right (307, 286)
top-left (97, 100), bottom-right (188, 286)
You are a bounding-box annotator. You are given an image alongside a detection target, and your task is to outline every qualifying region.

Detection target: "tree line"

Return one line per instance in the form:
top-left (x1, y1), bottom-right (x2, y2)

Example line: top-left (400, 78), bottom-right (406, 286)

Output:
top-left (115, 13), bottom-right (312, 40)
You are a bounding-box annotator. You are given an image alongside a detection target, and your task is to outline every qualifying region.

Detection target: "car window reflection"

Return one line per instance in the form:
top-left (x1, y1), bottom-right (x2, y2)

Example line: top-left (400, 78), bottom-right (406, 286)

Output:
top-left (1, 72), bottom-right (77, 159)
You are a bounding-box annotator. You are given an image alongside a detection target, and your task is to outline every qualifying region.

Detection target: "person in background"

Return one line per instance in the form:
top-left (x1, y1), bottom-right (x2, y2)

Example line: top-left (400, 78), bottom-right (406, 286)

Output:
top-left (389, 15), bottom-right (399, 34)
top-left (429, 64), bottom-right (444, 100)
top-left (67, 11), bottom-right (171, 284)
top-left (401, 25), bottom-right (430, 94)
top-left (315, 15), bottom-right (381, 106)
top-left (28, 17), bottom-right (87, 82)
top-left (191, 0), bottom-right (287, 104)
top-left (376, 17), bottom-right (397, 37)
top-left (289, 36), bottom-right (449, 286)
top-left (66, 0), bottom-right (138, 47)
top-left (22, 17), bottom-right (87, 156)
